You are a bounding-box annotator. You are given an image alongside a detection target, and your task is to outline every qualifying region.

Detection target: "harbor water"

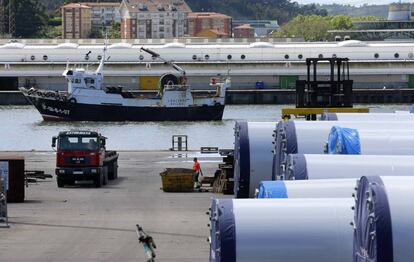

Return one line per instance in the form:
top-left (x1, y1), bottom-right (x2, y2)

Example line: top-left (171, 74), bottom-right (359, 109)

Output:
top-left (0, 104), bottom-right (411, 151)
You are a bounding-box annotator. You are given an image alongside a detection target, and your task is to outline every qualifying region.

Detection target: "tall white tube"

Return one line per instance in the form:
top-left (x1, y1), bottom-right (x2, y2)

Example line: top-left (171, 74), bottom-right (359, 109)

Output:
top-left (257, 179), bottom-right (357, 198)
top-left (234, 121), bottom-right (276, 198)
top-left (273, 121), bottom-right (414, 179)
top-left (354, 176), bottom-right (414, 262)
top-left (210, 198), bottom-right (354, 262)
top-left (327, 128), bottom-right (414, 155)
top-left (321, 112), bottom-right (414, 121)
top-left (286, 154), bottom-right (414, 180)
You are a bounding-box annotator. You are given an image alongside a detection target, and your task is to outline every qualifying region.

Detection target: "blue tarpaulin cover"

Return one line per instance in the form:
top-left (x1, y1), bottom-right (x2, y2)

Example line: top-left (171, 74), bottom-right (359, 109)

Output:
top-left (328, 126), bottom-right (361, 154)
top-left (257, 181), bottom-right (288, 198)
top-left (410, 104), bottom-right (414, 113)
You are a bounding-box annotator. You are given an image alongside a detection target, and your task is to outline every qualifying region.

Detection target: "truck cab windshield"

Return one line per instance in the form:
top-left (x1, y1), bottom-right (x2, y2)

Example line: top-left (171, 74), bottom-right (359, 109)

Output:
top-left (58, 136), bottom-right (100, 151)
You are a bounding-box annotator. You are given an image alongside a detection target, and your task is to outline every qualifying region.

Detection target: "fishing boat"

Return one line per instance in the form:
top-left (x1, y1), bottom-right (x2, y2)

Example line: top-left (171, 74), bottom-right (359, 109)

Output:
top-left (20, 46), bottom-right (230, 121)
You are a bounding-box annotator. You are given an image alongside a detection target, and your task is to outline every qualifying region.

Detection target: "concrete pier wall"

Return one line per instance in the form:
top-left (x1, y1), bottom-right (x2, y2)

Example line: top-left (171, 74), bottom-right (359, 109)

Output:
top-left (3, 89), bottom-right (414, 106)
top-left (1, 60), bottom-right (410, 91)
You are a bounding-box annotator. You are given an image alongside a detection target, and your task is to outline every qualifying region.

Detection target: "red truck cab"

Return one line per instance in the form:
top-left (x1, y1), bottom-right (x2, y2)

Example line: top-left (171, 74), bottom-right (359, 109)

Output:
top-left (52, 131), bottom-right (118, 188)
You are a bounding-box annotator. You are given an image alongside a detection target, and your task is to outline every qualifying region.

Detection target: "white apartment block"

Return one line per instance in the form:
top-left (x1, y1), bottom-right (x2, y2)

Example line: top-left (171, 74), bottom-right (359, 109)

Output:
top-left (119, 0), bottom-right (191, 39)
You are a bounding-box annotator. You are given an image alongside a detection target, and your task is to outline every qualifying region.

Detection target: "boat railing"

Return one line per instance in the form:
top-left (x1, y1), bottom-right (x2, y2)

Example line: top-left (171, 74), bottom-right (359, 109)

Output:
top-left (164, 85), bottom-right (189, 91)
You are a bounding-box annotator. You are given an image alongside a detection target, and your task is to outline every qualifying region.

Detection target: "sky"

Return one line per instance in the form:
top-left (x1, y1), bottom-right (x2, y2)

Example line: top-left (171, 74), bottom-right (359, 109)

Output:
top-left (295, 0), bottom-right (406, 5)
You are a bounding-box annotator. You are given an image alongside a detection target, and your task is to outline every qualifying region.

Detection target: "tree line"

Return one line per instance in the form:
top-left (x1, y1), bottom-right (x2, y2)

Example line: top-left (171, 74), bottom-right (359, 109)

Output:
top-left (274, 15), bottom-right (381, 41)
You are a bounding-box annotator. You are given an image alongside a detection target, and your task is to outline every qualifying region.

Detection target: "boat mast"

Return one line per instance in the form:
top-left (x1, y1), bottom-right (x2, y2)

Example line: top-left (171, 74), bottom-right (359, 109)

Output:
top-left (96, 37), bottom-right (107, 75)
top-left (95, 35), bottom-right (108, 89)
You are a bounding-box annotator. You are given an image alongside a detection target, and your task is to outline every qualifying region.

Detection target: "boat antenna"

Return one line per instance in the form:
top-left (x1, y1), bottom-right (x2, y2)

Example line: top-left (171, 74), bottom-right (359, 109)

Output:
top-left (65, 57), bottom-right (70, 70)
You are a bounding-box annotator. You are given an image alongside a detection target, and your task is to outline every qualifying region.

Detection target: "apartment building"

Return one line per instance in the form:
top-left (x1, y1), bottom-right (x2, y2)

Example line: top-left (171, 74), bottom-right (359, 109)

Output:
top-left (119, 0), bottom-right (191, 39)
top-left (187, 12), bottom-right (232, 38)
top-left (62, 3), bottom-right (92, 39)
top-left (85, 2), bottom-right (121, 28)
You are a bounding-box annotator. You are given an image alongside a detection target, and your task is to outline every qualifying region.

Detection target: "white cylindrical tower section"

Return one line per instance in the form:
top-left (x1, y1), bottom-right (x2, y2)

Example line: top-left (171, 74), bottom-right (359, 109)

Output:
top-left (210, 198), bottom-right (354, 262)
top-left (327, 127), bottom-right (414, 155)
top-left (233, 121), bottom-right (277, 198)
top-left (321, 112), bottom-right (414, 121)
top-left (286, 154), bottom-right (414, 180)
top-left (354, 176), bottom-right (414, 261)
top-left (257, 178), bottom-right (357, 198)
top-left (273, 120), bottom-right (414, 179)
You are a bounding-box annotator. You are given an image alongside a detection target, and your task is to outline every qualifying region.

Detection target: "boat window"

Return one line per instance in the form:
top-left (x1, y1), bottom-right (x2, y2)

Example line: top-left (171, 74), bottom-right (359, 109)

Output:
top-left (85, 78), bottom-right (95, 84)
top-left (74, 79), bottom-right (82, 84)
top-left (298, 54), bottom-right (303, 59)
top-left (192, 55), bottom-right (197, 60)
top-left (374, 53), bottom-right (379, 59)
top-left (205, 54), bottom-right (210, 60)
top-left (394, 53), bottom-right (399, 58)
top-left (227, 55), bottom-right (232, 60)
top-left (318, 54), bottom-right (323, 58)
top-left (241, 54), bottom-right (246, 59)
top-left (284, 54), bottom-right (289, 59)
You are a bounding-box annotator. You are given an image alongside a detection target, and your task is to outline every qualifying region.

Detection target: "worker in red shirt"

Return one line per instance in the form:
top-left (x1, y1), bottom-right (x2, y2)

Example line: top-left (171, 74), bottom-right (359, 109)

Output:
top-left (193, 157), bottom-right (202, 189)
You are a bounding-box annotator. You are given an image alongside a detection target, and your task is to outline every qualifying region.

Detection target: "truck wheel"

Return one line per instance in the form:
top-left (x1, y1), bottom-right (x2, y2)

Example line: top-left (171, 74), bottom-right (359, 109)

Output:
top-left (57, 177), bottom-right (65, 188)
top-left (94, 173), bottom-right (103, 188)
top-left (102, 166), bottom-right (108, 186)
top-left (113, 164), bottom-right (118, 179)
top-left (108, 161), bottom-right (118, 180)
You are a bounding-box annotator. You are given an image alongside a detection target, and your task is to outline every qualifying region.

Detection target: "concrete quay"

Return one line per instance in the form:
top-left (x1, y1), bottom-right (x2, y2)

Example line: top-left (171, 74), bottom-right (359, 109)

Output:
top-left (3, 88), bottom-right (414, 105)
top-left (0, 151), bottom-right (226, 261)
